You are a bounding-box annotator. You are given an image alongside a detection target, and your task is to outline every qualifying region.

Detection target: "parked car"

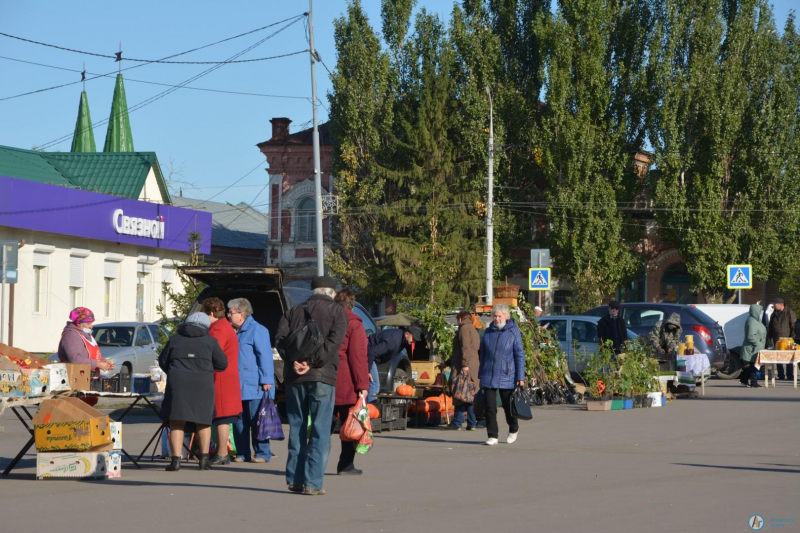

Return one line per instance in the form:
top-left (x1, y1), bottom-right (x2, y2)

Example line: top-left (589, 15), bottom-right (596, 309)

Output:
top-left (582, 303), bottom-right (729, 374)
top-left (181, 266), bottom-right (410, 403)
top-left (692, 304), bottom-right (750, 379)
top-left (49, 321), bottom-right (169, 377)
top-left (537, 316), bottom-right (639, 376)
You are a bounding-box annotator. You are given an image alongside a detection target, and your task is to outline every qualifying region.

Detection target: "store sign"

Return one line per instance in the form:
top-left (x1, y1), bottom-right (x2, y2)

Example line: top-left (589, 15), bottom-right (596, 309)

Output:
top-left (0, 176), bottom-right (211, 254)
top-left (113, 209), bottom-right (165, 239)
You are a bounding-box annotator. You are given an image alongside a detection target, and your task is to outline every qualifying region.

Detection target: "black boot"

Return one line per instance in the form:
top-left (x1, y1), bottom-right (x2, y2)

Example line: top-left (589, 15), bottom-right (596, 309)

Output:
top-left (209, 454), bottom-right (230, 466)
top-left (198, 453), bottom-right (212, 470)
top-left (165, 456), bottom-right (181, 471)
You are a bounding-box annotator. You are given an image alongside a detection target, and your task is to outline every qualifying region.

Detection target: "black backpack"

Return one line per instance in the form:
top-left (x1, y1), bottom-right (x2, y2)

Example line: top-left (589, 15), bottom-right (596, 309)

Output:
top-left (278, 302), bottom-right (325, 366)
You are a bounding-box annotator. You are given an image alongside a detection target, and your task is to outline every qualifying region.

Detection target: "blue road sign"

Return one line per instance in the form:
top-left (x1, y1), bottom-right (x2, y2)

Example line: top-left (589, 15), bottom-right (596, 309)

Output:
top-left (727, 265), bottom-right (752, 289)
top-left (528, 268), bottom-right (551, 291)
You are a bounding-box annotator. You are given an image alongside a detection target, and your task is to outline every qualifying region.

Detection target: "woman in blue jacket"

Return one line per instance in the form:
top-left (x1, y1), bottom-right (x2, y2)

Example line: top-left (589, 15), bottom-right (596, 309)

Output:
top-left (478, 304), bottom-right (525, 446)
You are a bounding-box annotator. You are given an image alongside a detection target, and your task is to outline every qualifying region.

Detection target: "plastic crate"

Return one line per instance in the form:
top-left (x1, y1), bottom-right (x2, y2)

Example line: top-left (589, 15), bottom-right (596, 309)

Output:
top-left (373, 402), bottom-right (407, 433)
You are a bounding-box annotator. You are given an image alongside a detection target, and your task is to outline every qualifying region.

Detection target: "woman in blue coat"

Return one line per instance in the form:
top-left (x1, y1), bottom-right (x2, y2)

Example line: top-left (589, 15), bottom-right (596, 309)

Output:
top-left (478, 304), bottom-right (525, 446)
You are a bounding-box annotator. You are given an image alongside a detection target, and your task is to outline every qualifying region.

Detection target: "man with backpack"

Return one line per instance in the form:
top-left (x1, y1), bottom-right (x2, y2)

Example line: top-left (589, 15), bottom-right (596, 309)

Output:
top-left (276, 276), bottom-right (347, 495)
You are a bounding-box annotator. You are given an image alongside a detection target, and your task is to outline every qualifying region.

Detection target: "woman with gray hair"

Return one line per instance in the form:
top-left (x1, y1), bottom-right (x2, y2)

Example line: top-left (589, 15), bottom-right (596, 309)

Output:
top-left (158, 312), bottom-right (228, 471)
top-left (478, 304), bottom-right (525, 446)
top-left (228, 298), bottom-right (274, 463)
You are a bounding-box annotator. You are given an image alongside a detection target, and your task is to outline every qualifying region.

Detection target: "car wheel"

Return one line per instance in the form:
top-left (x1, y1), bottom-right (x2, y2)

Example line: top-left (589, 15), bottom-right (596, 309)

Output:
top-left (715, 351), bottom-right (742, 380)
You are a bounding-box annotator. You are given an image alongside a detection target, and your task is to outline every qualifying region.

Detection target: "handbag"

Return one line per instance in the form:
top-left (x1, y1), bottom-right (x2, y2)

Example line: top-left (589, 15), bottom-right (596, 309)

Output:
top-left (340, 396), bottom-right (369, 442)
top-left (255, 391), bottom-right (285, 441)
top-left (472, 388), bottom-right (486, 419)
top-left (511, 386), bottom-right (533, 421)
top-left (451, 372), bottom-right (477, 404)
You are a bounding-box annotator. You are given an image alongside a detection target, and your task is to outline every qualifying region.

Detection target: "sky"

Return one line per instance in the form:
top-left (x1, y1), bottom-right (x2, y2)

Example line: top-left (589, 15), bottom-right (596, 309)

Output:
top-left (1, 1), bottom-right (796, 209)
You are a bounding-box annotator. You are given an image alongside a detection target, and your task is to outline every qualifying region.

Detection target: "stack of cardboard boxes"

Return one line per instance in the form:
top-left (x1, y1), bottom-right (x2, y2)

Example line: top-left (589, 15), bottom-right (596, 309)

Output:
top-left (0, 343), bottom-right (91, 397)
top-left (32, 397), bottom-right (122, 479)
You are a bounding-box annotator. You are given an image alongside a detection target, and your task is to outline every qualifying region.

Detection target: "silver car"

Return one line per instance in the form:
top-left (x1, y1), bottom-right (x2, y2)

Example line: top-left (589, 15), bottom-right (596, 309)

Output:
top-left (92, 322), bottom-right (170, 377)
top-left (537, 316), bottom-right (638, 374)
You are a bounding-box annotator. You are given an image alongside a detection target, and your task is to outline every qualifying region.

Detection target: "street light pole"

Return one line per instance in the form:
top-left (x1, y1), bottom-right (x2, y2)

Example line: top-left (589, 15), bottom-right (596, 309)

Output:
top-left (485, 87), bottom-right (494, 306)
top-left (308, 1), bottom-right (324, 276)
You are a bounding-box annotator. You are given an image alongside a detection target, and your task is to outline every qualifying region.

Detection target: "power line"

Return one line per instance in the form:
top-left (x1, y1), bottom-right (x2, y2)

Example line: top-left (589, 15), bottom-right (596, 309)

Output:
top-left (0, 16), bottom-right (307, 64)
top-left (0, 55), bottom-right (311, 100)
top-left (36, 18), bottom-right (302, 150)
top-left (0, 15), bottom-right (305, 102)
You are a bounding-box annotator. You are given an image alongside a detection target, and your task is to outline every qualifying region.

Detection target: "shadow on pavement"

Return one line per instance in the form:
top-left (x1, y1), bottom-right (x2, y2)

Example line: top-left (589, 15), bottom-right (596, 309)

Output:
top-left (76, 479), bottom-right (290, 494)
top-left (680, 397), bottom-right (800, 402)
top-left (674, 463), bottom-right (800, 474)
top-left (377, 435), bottom-right (484, 445)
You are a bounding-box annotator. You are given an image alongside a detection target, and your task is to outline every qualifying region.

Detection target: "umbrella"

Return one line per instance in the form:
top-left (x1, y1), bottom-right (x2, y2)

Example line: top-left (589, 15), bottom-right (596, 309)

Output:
top-left (375, 313), bottom-right (420, 328)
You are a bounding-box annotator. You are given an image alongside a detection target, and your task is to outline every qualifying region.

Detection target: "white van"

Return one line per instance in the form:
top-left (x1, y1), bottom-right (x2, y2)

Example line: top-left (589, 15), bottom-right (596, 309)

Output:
top-left (692, 304), bottom-right (751, 355)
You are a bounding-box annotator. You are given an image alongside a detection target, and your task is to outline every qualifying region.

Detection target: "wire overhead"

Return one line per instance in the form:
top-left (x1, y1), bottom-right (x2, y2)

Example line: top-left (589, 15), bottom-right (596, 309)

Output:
top-left (0, 15), bottom-right (307, 64)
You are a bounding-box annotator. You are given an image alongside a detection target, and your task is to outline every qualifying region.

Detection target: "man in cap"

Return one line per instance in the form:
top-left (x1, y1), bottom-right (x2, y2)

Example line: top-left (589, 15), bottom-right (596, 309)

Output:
top-left (366, 323), bottom-right (423, 402)
top-left (276, 276), bottom-right (348, 495)
top-left (767, 298), bottom-right (796, 380)
top-left (533, 306), bottom-right (544, 318)
top-left (598, 301), bottom-right (627, 354)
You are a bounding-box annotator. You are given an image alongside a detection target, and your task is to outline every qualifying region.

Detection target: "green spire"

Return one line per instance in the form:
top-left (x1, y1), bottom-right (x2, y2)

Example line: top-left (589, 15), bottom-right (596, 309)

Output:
top-left (103, 74), bottom-right (134, 152)
top-left (70, 91), bottom-right (97, 152)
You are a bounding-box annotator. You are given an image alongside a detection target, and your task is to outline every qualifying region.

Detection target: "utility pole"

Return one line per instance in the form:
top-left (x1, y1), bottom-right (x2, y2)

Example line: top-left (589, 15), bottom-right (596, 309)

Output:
top-left (485, 87), bottom-right (494, 306)
top-left (308, 1), bottom-right (324, 276)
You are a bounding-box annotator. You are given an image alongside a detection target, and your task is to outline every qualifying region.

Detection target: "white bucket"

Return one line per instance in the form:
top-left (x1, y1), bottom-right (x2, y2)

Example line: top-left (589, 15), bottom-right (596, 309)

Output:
top-left (647, 391), bottom-right (663, 408)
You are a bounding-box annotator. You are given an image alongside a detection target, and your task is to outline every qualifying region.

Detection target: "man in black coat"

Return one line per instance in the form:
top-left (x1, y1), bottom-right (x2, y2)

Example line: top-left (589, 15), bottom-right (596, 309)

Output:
top-left (275, 276), bottom-right (347, 495)
top-left (767, 298), bottom-right (796, 380)
top-left (597, 301), bottom-right (627, 354)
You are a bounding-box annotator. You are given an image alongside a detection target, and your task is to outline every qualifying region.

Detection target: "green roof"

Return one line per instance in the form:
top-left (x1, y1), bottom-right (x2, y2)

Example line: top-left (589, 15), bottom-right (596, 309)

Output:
top-left (0, 145), bottom-right (170, 202)
top-left (103, 74), bottom-right (135, 152)
top-left (71, 91), bottom-right (97, 153)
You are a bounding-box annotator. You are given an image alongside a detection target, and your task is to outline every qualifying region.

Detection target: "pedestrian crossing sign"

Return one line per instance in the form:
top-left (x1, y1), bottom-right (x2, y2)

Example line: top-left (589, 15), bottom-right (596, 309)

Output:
top-left (528, 268), bottom-right (551, 291)
top-left (727, 264), bottom-right (752, 289)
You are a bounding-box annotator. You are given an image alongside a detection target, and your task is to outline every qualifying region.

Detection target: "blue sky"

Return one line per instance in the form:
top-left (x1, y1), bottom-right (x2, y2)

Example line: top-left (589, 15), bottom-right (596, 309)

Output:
top-left (1, 1), bottom-right (796, 208)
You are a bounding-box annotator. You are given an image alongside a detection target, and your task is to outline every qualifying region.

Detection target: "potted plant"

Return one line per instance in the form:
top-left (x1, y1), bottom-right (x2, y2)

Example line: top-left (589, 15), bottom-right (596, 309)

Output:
top-left (579, 342), bottom-right (614, 411)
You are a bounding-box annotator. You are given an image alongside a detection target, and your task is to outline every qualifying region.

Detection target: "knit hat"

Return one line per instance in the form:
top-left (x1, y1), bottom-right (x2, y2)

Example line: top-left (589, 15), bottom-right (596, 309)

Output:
top-left (69, 307), bottom-right (95, 325)
top-left (184, 312), bottom-right (211, 329)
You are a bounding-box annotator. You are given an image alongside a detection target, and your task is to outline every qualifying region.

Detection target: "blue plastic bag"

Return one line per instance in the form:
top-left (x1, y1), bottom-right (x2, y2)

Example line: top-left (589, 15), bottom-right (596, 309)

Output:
top-left (256, 391), bottom-right (285, 442)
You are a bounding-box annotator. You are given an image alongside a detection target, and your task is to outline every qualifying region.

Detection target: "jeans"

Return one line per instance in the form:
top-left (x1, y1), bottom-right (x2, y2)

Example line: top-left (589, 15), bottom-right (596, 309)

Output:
top-left (286, 382), bottom-right (335, 490)
top-left (332, 405), bottom-right (357, 472)
top-left (451, 402), bottom-right (477, 428)
top-left (368, 362), bottom-right (380, 403)
top-left (484, 388), bottom-right (518, 439)
top-left (233, 398), bottom-right (271, 461)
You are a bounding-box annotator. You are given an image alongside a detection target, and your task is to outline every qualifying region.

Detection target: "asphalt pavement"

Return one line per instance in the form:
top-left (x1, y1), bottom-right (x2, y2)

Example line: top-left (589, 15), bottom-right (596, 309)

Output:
top-left (1, 379), bottom-right (797, 533)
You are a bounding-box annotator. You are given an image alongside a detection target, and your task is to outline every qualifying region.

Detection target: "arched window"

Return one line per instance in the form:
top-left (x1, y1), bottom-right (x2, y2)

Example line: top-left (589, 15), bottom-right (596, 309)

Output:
top-left (295, 197), bottom-right (316, 242)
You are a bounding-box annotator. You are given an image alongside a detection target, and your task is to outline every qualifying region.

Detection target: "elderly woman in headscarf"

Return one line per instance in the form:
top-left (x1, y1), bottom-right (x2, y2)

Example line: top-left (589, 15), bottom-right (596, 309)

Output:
top-left (159, 312), bottom-right (228, 471)
top-left (57, 307), bottom-right (115, 372)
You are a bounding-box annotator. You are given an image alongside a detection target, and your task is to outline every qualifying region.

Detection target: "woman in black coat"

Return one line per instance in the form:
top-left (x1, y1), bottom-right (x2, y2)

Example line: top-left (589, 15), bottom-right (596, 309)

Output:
top-left (159, 312), bottom-right (227, 471)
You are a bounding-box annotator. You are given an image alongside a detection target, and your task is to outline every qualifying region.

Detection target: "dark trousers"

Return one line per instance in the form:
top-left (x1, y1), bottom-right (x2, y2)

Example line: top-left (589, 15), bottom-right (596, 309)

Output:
top-left (777, 363), bottom-right (794, 380)
top-left (332, 405), bottom-right (357, 472)
top-left (739, 362), bottom-right (759, 385)
top-left (484, 388), bottom-right (518, 439)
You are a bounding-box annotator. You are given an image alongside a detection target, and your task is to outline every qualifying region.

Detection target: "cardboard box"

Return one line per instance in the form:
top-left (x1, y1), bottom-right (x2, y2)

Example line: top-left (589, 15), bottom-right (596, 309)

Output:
top-left (110, 421), bottom-right (123, 450)
top-left (0, 357), bottom-right (50, 397)
top-left (411, 361), bottom-right (441, 386)
top-left (0, 343), bottom-right (49, 368)
top-left (63, 364), bottom-right (91, 391)
top-left (33, 397), bottom-right (112, 451)
top-left (108, 451), bottom-right (122, 479)
top-left (36, 451), bottom-right (110, 479)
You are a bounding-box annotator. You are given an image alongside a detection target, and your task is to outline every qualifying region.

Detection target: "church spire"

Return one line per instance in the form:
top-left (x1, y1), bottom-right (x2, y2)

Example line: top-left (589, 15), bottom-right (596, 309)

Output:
top-left (70, 89), bottom-right (97, 153)
top-left (103, 73), bottom-right (134, 152)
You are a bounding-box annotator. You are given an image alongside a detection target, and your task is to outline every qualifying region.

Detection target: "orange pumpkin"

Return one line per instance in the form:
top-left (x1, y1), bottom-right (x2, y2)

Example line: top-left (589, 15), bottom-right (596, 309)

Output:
top-left (367, 403), bottom-right (380, 420)
top-left (396, 384), bottom-right (414, 396)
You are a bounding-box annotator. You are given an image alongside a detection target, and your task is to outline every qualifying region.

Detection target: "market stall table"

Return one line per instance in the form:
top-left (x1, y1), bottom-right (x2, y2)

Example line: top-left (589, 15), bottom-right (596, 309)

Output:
top-left (754, 350), bottom-right (799, 389)
top-left (373, 393), bottom-right (412, 433)
top-left (677, 353), bottom-right (711, 396)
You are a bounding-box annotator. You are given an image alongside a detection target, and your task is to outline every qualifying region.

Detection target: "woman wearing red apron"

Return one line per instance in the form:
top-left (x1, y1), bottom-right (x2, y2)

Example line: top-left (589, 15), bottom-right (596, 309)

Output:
top-left (57, 307), bottom-right (115, 404)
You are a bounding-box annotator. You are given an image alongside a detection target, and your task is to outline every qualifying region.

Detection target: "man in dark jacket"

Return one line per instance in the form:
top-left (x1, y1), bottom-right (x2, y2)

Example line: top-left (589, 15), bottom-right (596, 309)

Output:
top-left (275, 276), bottom-right (347, 495)
top-left (767, 298), bottom-right (796, 380)
top-left (597, 301), bottom-right (626, 354)
top-left (366, 324), bottom-right (422, 402)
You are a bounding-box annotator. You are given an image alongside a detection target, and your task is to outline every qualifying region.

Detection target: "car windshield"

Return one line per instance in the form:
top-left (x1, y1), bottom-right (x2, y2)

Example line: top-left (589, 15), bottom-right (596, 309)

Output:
top-left (93, 327), bottom-right (135, 347)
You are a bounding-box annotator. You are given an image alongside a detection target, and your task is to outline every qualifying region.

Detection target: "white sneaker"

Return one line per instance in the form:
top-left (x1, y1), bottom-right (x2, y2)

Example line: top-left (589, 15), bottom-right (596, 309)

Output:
top-left (506, 432), bottom-right (518, 444)
top-left (485, 438), bottom-right (498, 446)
